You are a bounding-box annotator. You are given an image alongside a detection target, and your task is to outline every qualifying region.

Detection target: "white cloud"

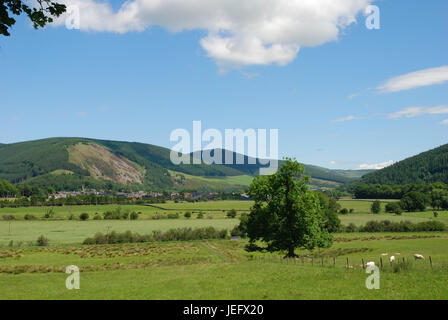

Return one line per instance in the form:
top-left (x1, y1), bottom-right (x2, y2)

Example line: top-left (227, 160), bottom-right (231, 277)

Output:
top-left (53, 0), bottom-right (373, 68)
top-left (332, 115), bottom-right (362, 122)
top-left (440, 119), bottom-right (448, 125)
top-left (388, 105), bottom-right (448, 119)
top-left (359, 160), bottom-right (394, 170)
top-left (378, 66), bottom-right (448, 93)
top-left (330, 161), bottom-right (336, 165)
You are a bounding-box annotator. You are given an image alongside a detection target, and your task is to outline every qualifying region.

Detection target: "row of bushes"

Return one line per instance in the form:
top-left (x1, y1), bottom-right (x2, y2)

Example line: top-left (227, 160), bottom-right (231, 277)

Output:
top-left (83, 227), bottom-right (229, 245)
top-left (340, 220), bottom-right (446, 233)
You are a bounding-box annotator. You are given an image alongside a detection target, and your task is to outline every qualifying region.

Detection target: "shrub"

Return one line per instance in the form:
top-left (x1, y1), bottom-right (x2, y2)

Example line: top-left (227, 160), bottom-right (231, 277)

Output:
top-left (67, 214), bottom-right (75, 220)
top-left (93, 214), bottom-right (102, 220)
top-left (2, 214), bottom-right (15, 220)
top-left (44, 208), bottom-right (55, 219)
top-left (79, 213), bottom-right (89, 221)
top-left (130, 211), bottom-right (139, 220)
top-left (339, 208), bottom-right (349, 215)
top-left (434, 211), bottom-right (438, 218)
top-left (83, 227), bottom-right (228, 245)
top-left (371, 200), bottom-right (381, 214)
top-left (226, 209), bottom-right (237, 219)
top-left (167, 213), bottom-right (180, 219)
top-left (349, 209), bottom-right (355, 213)
top-left (385, 202), bottom-right (403, 215)
top-left (358, 220), bottom-right (446, 233)
top-left (344, 223), bottom-right (358, 233)
top-left (36, 235), bottom-right (49, 246)
top-left (197, 212), bottom-right (204, 219)
top-left (24, 214), bottom-right (37, 220)
top-left (184, 212), bottom-right (192, 219)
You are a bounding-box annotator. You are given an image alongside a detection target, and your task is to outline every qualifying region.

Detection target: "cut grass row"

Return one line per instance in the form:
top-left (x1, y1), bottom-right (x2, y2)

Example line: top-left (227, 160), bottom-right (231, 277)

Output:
top-left (0, 235), bottom-right (447, 299)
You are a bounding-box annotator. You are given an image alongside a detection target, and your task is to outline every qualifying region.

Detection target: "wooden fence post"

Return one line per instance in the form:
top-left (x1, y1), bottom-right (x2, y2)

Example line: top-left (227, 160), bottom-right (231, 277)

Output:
top-left (429, 256), bottom-right (433, 269)
top-left (333, 257), bottom-right (336, 267)
top-left (362, 258), bottom-right (365, 269)
top-left (346, 257), bottom-right (349, 268)
top-left (380, 257), bottom-right (383, 269)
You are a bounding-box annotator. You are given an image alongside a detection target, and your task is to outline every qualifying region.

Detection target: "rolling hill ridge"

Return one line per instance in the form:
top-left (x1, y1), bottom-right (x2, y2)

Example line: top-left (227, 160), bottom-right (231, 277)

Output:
top-left (0, 137), bottom-right (370, 191)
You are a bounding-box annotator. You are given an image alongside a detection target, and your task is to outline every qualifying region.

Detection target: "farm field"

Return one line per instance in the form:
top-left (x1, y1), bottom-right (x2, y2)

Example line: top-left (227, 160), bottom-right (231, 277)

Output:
top-left (1, 200), bottom-right (447, 300)
top-left (0, 234), bottom-right (447, 299)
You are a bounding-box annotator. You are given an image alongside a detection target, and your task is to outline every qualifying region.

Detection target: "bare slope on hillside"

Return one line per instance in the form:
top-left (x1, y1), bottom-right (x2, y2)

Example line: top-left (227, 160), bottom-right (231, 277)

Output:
top-left (68, 143), bottom-right (145, 185)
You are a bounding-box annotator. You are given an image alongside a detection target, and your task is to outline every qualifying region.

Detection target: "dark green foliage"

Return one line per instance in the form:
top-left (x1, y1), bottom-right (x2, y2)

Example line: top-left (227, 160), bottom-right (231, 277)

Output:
top-left (93, 214), bottom-right (102, 220)
top-left (371, 200), bottom-right (381, 214)
top-left (1, 0), bottom-right (66, 37)
top-left (0, 180), bottom-right (17, 197)
top-left (83, 227), bottom-right (228, 245)
top-left (2, 214), bottom-right (14, 220)
top-left (24, 214), bottom-right (37, 220)
top-left (246, 159), bottom-right (333, 258)
top-left (197, 212), bottom-right (204, 219)
top-left (79, 213), bottom-right (89, 221)
top-left (358, 220), bottom-right (446, 232)
top-left (226, 209), bottom-right (237, 219)
top-left (0, 138), bottom-right (367, 192)
top-left (36, 235), bottom-right (49, 246)
top-left (356, 144), bottom-right (448, 185)
top-left (184, 212), bottom-right (192, 219)
top-left (400, 191), bottom-right (428, 212)
top-left (339, 208), bottom-right (349, 215)
top-left (130, 211), bottom-right (139, 220)
top-left (385, 202), bottom-right (403, 215)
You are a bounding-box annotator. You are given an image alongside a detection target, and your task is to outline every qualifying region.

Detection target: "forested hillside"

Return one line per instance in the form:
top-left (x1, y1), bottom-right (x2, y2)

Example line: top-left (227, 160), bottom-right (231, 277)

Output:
top-left (0, 138), bottom-right (366, 191)
top-left (357, 144), bottom-right (448, 185)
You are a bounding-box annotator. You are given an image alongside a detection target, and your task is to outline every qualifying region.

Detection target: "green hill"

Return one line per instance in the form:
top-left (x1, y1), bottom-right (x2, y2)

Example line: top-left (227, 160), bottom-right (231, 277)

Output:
top-left (0, 137), bottom-right (368, 191)
top-left (357, 143), bottom-right (448, 185)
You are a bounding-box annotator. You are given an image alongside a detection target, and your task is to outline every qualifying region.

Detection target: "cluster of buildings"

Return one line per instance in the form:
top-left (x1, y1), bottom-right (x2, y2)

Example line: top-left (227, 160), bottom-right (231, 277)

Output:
top-left (48, 190), bottom-right (249, 201)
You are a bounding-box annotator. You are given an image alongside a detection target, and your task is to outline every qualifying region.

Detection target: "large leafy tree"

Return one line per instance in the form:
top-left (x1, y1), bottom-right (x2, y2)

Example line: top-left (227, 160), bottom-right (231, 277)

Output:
top-left (1, 0), bottom-right (66, 36)
top-left (245, 159), bottom-right (333, 258)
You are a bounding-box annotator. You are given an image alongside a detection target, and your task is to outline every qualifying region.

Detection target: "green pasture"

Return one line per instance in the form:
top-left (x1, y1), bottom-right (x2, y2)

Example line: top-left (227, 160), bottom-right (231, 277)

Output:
top-left (0, 234), bottom-right (447, 299)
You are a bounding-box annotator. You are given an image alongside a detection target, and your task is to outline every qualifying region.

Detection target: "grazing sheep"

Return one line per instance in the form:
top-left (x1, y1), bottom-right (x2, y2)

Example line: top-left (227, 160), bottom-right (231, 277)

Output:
top-left (414, 254), bottom-right (425, 260)
top-left (390, 256), bottom-right (395, 263)
top-left (381, 253), bottom-right (388, 256)
top-left (345, 265), bottom-right (354, 269)
top-left (366, 261), bottom-right (375, 267)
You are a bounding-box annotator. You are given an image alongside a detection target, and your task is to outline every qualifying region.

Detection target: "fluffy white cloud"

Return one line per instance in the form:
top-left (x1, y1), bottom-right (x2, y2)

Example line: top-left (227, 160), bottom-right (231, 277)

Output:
top-left (359, 160), bottom-right (394, 170)
top-left (388, 105), bottom-right (448, 119)
top-left (378, 66), bottom-right (448, 93)
top-left (53, 0), bottom-right (373, 68)
top-left (440, 119), bottom-right (448, 125)
top-left (332, 115), bottom-right (362, 122)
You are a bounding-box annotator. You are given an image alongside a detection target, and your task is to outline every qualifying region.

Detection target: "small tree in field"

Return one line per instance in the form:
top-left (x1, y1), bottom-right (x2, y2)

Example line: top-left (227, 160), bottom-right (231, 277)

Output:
top-left (245, 159), bottom-right (332, 258)
top-left (371, 200), bottom-right (381, 214)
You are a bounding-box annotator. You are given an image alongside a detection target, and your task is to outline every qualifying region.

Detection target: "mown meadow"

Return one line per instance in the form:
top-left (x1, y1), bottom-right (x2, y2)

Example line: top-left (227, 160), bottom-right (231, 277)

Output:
top-left (0, 200), bottom-right (447, 299)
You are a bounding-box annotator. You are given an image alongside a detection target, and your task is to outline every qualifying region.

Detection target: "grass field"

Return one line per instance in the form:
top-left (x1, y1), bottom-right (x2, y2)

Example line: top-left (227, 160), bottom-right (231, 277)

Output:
top-left (0, 234), bottom-right (447, 299)
top-left (1, 200), bottom-right (447, 299)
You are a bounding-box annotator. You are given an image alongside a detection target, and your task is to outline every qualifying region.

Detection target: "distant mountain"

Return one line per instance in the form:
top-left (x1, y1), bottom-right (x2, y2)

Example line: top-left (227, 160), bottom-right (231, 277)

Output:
top-left (356, 144), bottom-right (448, 185)
top-left (0, 137), bottom-right (369, 191)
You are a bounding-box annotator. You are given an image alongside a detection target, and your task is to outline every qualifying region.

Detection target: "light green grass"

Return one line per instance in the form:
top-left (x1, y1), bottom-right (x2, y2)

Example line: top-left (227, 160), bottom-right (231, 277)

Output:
top-left (0, 219), bottom-right (239, 246)
top-left (0, 235), bottom-right (447, 299)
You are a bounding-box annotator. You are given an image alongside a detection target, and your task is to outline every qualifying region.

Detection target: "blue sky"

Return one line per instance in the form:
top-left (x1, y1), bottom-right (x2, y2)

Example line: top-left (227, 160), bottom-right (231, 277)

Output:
top-left (1, 0), bottom-right (447, 169)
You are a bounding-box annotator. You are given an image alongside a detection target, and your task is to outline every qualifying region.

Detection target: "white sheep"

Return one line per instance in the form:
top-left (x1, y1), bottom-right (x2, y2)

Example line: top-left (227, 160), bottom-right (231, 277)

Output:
top-left (381, 253), bottom-right (388, 256)
top-left (366, 261), bottom-right (375, 267)
top-left (390, 256), bottom-right (395, 263)
top-left (414, 254), bottom-right (425, 260)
